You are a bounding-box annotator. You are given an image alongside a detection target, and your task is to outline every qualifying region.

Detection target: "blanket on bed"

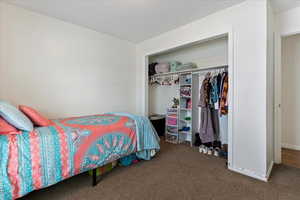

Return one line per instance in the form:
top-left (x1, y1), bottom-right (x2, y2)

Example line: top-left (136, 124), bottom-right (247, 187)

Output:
top-left (0, 114), bottom-right (159, 200)
top-left (106, 112), bottom-right (160, 160)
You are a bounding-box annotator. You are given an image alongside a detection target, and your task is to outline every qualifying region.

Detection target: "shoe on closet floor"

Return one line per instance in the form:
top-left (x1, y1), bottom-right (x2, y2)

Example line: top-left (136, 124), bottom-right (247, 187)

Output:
top-left (207, 147), bottom-right (213, 155)
top-left (199, 145), bottom-right (204, 153)
top-left (202, 146), bottom-right (208, 154)
top-left (214, 147), bottom-right (220, 157)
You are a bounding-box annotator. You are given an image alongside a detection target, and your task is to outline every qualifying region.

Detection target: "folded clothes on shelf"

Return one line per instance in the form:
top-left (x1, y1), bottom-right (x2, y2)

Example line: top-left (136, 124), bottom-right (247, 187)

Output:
top-left (170, 61), bottom-right (182, 72)
top-left (179, 126), bottom-right (190, 132)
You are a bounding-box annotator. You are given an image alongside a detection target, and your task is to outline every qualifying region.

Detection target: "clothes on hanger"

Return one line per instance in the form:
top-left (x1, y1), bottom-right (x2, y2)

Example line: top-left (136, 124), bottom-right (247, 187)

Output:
top-left (198, 69), bottom-right (229, 145)
top-left (199, 73), bottom-right (210, 107)
top-left (210, 75), bottom-right (219, 108)
top-left (220, 72), bottom-right (229, 115)
top-left (198, 73), bottom-right (216, 143)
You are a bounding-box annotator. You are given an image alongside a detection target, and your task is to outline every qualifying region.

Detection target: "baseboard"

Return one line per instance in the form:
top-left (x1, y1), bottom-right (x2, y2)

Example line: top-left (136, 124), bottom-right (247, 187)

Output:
top-left (282, 143), bottom-right (300, 151)
top-left (228, 166), bottom-right (268, 182)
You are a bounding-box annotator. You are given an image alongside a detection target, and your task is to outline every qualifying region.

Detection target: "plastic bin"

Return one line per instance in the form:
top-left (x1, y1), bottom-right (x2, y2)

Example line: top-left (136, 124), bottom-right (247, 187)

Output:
top-left (167, 118), bottom-right (177, 126)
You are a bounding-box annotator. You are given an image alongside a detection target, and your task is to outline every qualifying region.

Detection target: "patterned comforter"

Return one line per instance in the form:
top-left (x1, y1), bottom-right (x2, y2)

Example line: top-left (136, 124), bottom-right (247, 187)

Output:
top-left (0, 114), bottom-right (160, 200)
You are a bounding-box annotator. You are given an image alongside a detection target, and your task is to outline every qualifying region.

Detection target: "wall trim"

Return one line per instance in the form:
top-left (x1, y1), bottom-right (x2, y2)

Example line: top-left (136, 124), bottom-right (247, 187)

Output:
top-left (282, 143), bottom-right (300, 151)
top-left (228, 166), bottom-right (268, 182)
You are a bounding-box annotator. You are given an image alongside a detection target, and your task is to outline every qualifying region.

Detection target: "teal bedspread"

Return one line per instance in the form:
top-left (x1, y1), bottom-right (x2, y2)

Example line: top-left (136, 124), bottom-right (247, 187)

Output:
top-left (107, 113), bottom-right (160, 160)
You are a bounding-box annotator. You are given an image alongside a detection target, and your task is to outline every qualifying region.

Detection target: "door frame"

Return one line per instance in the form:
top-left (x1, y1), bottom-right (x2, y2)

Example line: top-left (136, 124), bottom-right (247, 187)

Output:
top-left (274, 31), bottom-right (300, 164)
top-left (141, 29), bottom-right (235, 169)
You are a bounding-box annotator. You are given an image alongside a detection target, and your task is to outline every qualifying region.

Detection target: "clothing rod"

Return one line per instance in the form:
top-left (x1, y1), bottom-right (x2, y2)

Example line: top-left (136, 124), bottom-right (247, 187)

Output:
top-left (192, 66), bottom-right (228, 75)
top-left (151, 65), bottom-right (228, 77)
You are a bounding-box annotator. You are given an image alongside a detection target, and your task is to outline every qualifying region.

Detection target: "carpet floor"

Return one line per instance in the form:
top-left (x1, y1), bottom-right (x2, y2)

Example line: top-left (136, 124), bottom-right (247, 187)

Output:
top-left (20, 141), bottom-right (300, 200)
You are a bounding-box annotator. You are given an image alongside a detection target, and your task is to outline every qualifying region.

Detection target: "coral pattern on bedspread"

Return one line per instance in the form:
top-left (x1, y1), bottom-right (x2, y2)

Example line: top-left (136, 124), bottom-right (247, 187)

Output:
top-left (0, 114), bottom-right (139, 200)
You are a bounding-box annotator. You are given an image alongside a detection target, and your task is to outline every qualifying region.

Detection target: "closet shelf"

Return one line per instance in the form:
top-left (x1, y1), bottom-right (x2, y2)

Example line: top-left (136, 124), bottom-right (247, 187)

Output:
top-left (179, 131), bottom-right (192, 135)
top-left (150, 65), bottom-right (228, 78)
top-left (180, 95), bottom-right (191, 98)
top-left (180, 119), bottom-right (191, 122)
top-left (166, 132), bottom-right (178, 136)
top-left (180, 108), bottom-right (192, 111)
top-left (166, 124), bottom-right (178, 128)
top-left (166, 116), bottom-right (178, 119)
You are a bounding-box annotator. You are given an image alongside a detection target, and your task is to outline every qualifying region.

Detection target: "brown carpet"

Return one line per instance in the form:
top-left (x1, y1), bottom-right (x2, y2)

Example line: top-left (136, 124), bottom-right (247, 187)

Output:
top-left (20, 141), bottom-right (300, 200)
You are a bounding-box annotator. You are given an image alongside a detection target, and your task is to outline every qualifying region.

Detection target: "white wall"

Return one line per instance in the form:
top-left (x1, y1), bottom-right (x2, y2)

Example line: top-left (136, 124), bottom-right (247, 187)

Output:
top-left (0, 2), bottom-right (136, 118)
top-left (149, 37), bottom-right (228, 68)
top-left (276, 7), bottom-right (300, 36)
top-left (137, 0), bottom-right (270, 180)
top-left (281, 34), bottom-right (300, 150)
top-left (148, 37), bottom-right (228, 115)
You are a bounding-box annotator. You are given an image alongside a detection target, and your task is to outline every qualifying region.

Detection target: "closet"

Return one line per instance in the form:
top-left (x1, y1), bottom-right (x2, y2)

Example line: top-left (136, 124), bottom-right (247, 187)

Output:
top-left (148, 35), bottom-right (229, 158)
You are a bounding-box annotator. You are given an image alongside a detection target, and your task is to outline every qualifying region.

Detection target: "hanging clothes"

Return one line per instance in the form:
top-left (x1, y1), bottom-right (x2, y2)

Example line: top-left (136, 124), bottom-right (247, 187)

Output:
top-left (199, 107), bottom-right (215, 143)
top-left (217, 73), bottom-right (222, 106)
top-left (198, 72), bottom-right (221, 144)
top-left (199, 73), bottom-right (214, 143)
top-left (220, 72), bottom-right (229, 115)
top-left (199, 73), bottom-right (210, 107)
top-left (219, 71), bottom-right (229, 145)
top-left (198, 70), bottom-right (228, 144)
top-left (210, 75), bottom-right (219, 109)
top-left (211, 108), bottom-right (220, 141)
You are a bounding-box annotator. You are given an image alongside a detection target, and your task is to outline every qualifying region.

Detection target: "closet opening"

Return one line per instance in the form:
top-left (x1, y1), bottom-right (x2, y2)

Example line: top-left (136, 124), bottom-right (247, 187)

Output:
top-left (280, 33), bottom-right (300, 168)
top-left (146, 34), bottom-right (231, 165)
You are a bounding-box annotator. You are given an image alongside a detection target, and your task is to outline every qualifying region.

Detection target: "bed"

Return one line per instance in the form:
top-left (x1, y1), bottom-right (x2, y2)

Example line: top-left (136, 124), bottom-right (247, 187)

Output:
top-left (0, 113), bottom-right (160, 200)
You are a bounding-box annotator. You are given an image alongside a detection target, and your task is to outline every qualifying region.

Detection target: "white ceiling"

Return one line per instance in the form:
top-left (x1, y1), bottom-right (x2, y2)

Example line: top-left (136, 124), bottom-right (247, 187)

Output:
top-left (4, 0), bottom-right (300, 43)
top-left (272, 0), bottom-right (300, 13)
top-left (4, 0), bottom-right (246, 43)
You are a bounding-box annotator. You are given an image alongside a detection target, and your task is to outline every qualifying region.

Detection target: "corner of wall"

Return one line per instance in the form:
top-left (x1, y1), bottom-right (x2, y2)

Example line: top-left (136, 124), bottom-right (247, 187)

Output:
top-left (266, 0), bottom-right (275, 175)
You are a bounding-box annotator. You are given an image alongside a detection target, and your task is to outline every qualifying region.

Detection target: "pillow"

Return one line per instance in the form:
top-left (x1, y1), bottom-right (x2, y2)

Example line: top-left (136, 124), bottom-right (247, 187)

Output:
top-left (0, 117), bottom-right (19, 135)
top-left (0, 101), bottom-right (33, 132)
top-left (19, 105), bottom-right (51, 127)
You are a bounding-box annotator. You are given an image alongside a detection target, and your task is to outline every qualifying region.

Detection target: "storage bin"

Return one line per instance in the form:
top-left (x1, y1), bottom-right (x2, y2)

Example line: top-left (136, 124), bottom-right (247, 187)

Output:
top-left (155, 63), bottom-right (170, 73)
top-left (169, 61), bottom-right (182, 72)
top-left (180, 87), bottom-right (191, 96)
top-left (149, 115), bottom-right (165, 137)
top-left (183, 78), bottom-right (192, 84)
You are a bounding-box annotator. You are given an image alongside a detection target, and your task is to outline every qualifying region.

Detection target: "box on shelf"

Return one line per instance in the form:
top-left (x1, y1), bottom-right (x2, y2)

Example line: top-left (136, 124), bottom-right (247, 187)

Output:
top-left (167, 118), bottom-right (177, 126)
